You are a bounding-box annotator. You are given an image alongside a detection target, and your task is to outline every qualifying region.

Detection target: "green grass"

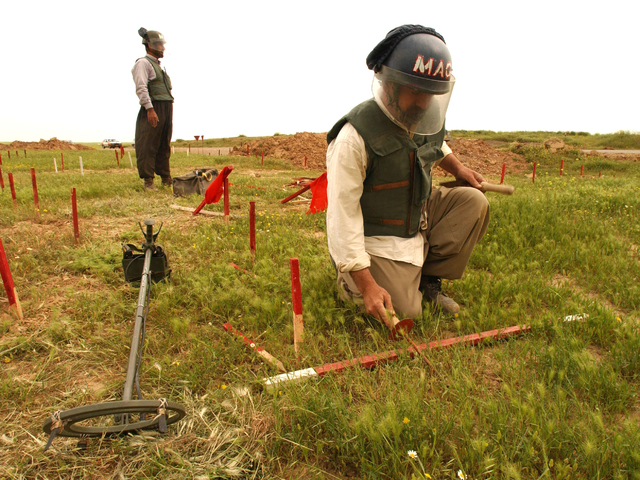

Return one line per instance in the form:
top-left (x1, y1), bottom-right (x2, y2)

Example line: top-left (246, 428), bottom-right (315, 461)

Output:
top-left (0, 142), bottom-right (639, 479)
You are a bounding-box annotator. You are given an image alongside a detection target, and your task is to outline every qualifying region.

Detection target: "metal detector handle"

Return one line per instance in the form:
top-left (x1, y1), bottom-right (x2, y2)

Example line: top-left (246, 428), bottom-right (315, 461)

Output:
top-left (138, 219), bottom-right (164, 248)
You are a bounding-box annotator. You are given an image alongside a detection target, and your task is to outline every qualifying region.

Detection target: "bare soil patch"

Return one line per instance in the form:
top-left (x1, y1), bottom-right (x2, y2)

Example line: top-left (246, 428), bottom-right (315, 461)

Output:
top-left (229, 133), bottom-right (530, 177)
top-left (0, 137), bottom-right (94, 151)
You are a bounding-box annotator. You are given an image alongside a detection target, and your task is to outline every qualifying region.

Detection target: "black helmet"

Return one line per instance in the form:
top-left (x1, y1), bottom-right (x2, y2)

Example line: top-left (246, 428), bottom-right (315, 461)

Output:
top-left (368, 25), bottom-right (455, 135)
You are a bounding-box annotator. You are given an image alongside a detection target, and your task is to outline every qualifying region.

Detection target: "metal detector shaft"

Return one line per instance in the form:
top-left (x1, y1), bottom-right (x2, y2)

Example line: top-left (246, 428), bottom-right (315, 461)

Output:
top-left (123, 220), bottom-right (155, 402)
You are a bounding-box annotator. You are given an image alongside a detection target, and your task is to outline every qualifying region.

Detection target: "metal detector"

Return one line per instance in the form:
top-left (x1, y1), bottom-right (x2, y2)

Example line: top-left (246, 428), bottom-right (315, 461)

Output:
top-left (42, 219), bottom-right (186, 451)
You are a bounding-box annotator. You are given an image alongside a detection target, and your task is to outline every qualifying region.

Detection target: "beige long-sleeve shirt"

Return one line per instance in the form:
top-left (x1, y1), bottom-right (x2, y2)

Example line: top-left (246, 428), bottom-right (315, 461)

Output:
top-left (131, 55), bottom-right (159, 110)
top-left (326, 122), bottom-right (451, 273)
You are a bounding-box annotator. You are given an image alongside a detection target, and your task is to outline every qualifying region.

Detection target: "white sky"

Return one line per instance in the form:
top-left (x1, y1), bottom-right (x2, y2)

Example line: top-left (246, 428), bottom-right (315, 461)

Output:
top-left (2, 0), bottom-right (638, 142)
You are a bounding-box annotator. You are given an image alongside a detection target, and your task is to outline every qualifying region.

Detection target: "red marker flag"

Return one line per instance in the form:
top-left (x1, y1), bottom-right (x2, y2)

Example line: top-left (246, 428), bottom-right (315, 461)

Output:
top-left (192, 165), bottom-right (234, 215)
top-left (307, 172), bottom-right (328, 214)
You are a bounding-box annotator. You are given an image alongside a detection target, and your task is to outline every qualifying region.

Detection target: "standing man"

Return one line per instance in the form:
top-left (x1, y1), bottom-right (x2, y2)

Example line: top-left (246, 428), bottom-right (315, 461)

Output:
top-left (326, 25), bottom-right (490, 324)
top-left (132, 28), bottom-right (174, 190)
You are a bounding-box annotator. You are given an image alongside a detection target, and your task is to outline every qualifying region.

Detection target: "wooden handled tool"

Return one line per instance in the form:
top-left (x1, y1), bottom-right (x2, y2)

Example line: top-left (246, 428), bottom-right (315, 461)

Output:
top-left (439, 180), bottom-right (515, 195)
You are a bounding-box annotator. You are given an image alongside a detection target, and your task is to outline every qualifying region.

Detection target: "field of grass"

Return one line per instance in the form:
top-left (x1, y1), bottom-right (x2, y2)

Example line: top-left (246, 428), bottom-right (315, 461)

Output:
top-left (0, 143), bottom-right (639, 479)
top-left (450, 130), bottom-right (640, 150)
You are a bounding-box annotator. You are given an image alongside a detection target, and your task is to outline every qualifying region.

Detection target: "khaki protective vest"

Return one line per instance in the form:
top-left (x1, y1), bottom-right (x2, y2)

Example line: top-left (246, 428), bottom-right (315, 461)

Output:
top-left (327, 99), bottom-right (445, 238)
top-left (141, 56), bottom-right (174, 102)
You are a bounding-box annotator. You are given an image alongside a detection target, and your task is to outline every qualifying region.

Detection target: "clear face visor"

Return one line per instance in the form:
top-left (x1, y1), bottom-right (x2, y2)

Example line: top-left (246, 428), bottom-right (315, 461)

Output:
top-left (372, 66), bottom-right (455, 135)
top-left (147, 40), bottom-right (167, 55)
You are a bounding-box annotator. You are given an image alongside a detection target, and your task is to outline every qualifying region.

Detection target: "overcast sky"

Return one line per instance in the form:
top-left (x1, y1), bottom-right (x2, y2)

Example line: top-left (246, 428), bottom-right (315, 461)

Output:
top-left (2, 0), bottom-right (638, 142)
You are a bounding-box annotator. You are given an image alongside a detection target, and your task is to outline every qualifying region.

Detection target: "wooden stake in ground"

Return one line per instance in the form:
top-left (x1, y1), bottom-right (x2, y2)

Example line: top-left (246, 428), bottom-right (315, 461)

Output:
top-left (79, 157), bottom-right (84, 176)
top-left (23, 149), bottom-right (26, 158)
top-left (581, 165), bottom-right (583, 178)
top-left (115, 150), bottom-right (120, 166)
top-left (532, 162), bottom-right (537, 183)
top-left (8, 173), bottom-right (17, 207)
top-left (0, 237), bottom-right (23, 320)
top-left (223, 323), bottom-right (286, 373)
top-left (7, 151), bottom-right (10, 159)
top-left (0, 153), bottom-right (2, 165)
top-left (500, 163), bottom-right (506, 184)
top-left (290, 258), bottom-right (304, 354)
top-left (249, 201), bottom-right (256, 262)
top-left (61, 152), bottom-right (64, 171)
top-left (223, 177), bottom-right (230, 225)
top-left (0, 165), bottom-right (4, 191)
top-left (128, 152), bottom-right (133, 168)
top-left (560, 159), bottom-right (564, 176)
top-left (30, 168), bottom-right (39, 213)
top-left (71, 188), bottom-right (79, 244)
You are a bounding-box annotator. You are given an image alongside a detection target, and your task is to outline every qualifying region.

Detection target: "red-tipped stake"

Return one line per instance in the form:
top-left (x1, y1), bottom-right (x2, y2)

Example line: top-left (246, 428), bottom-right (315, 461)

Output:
top-left (15, 151), bottom-right (18, 158)
top-left (599, 172), bottom-right (602, 178)
top-left (0, 237), bottom-right (23, 320)
top-left (61, 153), bottom-right (64, 171)
top-left (218, 149), bottom-right (220, 156)
top-left (8, 173), bottom-right (17, 207)
top-left (0, 165), bottom-right (4, 191)
top-left (249, 201), bottom-right (256, 263)
top-left (581, 165), bottom-right (583, 178)
top-left (24, 149), bottom-right (26, 158)
top-left (223, 177), bottom-right (230, 225)
top-left (0, 153), bottom-right (3, 165)
top-left (304, 156), bottom-right (307, 167)
top-left (71, 188), bottom-right (79, 244)
top-left (560, 159), bottom-right (564, 176)
top-left (30, 168), bottom-right (39, 213)
top-left (120, 145), bottom-right (124, 158)
top-left (246, 145), bottom-right (249, 155)
top-left (188, 143), bottom-right (191, 155)
top-left (115, 150), bottom-right (119, 166)
top-left (7, 151), bottom-right (10, 159)
top-left (290, 258), bottom-right (304, 354)
top-left (261, 151), bottom-right (264, 166)
top-left (500, 163), bottom-right (506, 184)
top-left (532, 162), bottom-right (537, 184)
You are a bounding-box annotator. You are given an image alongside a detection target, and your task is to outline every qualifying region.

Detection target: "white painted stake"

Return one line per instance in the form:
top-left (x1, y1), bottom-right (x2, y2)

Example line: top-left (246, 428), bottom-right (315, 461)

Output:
top-left (172, 146), bottom-right (175, 154)
top-left (79, 157), bottom-right (84, 176)
top-left (187, 149), bottom-right (189, 157)
top-left (54, 158), bottom-right (58, 173)
top-left (128, 151), bottom-right (133, 168)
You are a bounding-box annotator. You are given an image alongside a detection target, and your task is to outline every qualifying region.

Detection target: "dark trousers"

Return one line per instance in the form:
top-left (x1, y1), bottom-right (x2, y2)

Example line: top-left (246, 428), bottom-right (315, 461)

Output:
top-left (135, 100), bottom-right (173, 179)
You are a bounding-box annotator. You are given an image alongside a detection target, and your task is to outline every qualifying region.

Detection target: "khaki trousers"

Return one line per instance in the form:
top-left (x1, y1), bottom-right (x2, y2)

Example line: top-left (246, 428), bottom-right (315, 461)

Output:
top-left (135, 100), bottom-right (173, 179)
top-left (337, 186), bottom-right (490, 318)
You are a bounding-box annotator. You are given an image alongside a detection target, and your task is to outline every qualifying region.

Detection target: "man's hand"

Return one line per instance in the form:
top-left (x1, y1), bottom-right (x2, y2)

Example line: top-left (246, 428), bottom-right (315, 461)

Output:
top-left (146, 108), bottom-right (159, 128)
top-left (439, 153), bottom-right (485, 189)
top-left (350, 268), bottom-right (394, 323)
top-left (454, 165), bottom-right (485, 189)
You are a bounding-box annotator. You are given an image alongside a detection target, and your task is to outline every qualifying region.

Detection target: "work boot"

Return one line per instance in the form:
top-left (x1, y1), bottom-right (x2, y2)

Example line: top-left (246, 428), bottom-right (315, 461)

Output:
top-left (161, 176), bottom-right (172, 187)
top-left (144, 178), bottom-right (155, 190)
top-left (420, 275), bottom-right (460, 314)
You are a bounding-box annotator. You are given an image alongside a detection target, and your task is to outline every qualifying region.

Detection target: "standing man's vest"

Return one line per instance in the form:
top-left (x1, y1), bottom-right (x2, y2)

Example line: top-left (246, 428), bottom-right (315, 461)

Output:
top-left (327, 99), bottom-right (445, 238)
top-left (141, 56), bottom-right (174, 102)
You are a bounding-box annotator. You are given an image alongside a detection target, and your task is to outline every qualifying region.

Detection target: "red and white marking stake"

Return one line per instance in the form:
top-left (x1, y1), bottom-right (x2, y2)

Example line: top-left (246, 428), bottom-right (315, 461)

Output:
top-left (290, 258), bottom-right (304, 354)
top-left (30, 168), bottom-right (39, 213)
top-left (223, 178), bottom-right (230, 225)
top-left (249, 201), bottom-right (256, 262)
top-left (71, 188), bottom-right (79, 244)
top-left (8, 173), bottom-right (17, 207)
top-left (263, 314), bottom-right (588, 391)
top-left (0, 237), bottom-right (23, 320)
top-left (223, 323), bottom-right (286, 373)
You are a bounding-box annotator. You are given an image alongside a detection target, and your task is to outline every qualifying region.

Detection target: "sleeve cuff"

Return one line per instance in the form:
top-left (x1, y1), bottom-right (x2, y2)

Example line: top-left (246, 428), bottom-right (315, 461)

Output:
top-left (337, 253), bottom-right (371, 273)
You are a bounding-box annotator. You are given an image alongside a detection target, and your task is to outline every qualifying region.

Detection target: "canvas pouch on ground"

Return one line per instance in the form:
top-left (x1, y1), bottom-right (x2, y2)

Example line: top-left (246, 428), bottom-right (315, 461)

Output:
top-left (122, 243), bottom-right (171, 285)
top-left (172, 168), bottom-right (219, 197)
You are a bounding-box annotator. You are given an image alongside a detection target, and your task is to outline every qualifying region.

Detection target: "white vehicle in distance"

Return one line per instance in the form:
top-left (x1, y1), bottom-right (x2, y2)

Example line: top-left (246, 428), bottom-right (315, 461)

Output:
top-left (101, 139), bottom-right (122, 149)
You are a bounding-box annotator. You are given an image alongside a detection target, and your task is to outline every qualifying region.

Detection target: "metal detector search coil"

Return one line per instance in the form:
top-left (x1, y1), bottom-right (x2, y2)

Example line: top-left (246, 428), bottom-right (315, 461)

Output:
top-left (42, 219), bottom-right (185, 451)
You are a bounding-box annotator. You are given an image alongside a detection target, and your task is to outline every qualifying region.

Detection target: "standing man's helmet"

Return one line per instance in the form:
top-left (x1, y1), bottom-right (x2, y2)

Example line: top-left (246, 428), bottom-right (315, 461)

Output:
top-left (138, 28), bottom-right (167, 57)
top-left (367, 25), bottom-right (455, 135)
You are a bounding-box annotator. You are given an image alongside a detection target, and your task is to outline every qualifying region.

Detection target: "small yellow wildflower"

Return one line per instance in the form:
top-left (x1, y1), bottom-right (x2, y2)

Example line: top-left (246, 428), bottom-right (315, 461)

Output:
top-left (403, 417), bottom-right (410, 424)
top-left (221, 384), bottom-right (227, 390)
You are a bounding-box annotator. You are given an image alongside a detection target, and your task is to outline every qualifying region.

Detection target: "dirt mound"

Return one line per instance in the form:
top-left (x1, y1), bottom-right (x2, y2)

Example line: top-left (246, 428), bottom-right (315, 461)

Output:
top-left (435, 138), bottom-right (528, 177)
top-left (1, 138), bottom-right (94, 151)
top-left (230, 132), bottom-right (328, 169)
top-left (230, 133), bottom-right (528, 177)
